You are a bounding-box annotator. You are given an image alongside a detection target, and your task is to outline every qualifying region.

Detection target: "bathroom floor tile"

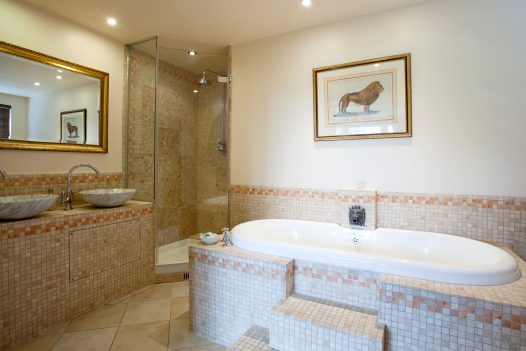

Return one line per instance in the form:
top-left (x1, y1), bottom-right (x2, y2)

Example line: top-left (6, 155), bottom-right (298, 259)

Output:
top-left (109, 284), bottom-right (152, 304)
top-left (130, 283), bottom-right (174, 302)
top-left (6, 283), bottom-right (219, 351)
top-left (175, 345), bottom-right (225, 351)
top-left (171, 297), bottom-right (189, 320)
top-left (172, 281), bottom-right (189, 297)
top-left (8, 322), bottom-right (71, 351)
top-left (168, 318), bottom-right (210, 350)
top-left (121, 299), bottom-right (172, 325)
top-left (67, 304), bottom-right (127, 332)
top-left (110, 321), bottom-right (169, 351)
top-left (52, 327), bottom-right (117, 351)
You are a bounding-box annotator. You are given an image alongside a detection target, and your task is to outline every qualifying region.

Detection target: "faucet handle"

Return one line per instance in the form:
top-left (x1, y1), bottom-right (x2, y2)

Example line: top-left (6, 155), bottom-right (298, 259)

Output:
top-left (60, 191), bottom-right (67, 203)
top-left (221, 228), bottom-right (233, 247)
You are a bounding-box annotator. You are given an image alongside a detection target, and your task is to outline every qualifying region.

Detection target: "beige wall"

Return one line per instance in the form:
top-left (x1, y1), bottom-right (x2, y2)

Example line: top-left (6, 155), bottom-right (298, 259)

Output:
top-left (28, 82), bottom-right (100, 144)
top-left (231, 0), bottom-right (526, 196)
top-left (0, 0), bottom-right (124, 174)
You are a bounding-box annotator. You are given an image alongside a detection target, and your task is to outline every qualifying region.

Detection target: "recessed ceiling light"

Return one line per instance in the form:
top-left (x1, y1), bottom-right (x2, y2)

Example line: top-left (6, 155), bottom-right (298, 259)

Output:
top-left (301, 0), bottom-right (312, 7)
top-left (56, 75), bottom-right (63, 80)
top-left (374, 63), bottom-right (380, 67)
top-left (106, 17), bottom-right (117, 26)
top-left (57, 69), bottom-right (63, 73)
top-left (187, 50), bottom-right (198, 56)
top-left (193, 89), bottom-right (199, 93)
top-left (34, 82), bottom-right (40, 86)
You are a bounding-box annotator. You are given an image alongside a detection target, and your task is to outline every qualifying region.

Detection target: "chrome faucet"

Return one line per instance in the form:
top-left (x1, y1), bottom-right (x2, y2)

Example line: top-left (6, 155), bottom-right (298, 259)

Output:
top-left (222, 227), bottom-right (233, 247)
top-left (0, 169), bottom-right (8, 181)
top-left (62, 164), bottom-right (100, 210)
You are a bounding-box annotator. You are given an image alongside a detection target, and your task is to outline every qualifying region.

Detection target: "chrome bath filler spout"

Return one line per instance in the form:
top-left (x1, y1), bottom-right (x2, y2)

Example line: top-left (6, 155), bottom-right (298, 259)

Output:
top-left (62, 164), bottom-right (100, 210)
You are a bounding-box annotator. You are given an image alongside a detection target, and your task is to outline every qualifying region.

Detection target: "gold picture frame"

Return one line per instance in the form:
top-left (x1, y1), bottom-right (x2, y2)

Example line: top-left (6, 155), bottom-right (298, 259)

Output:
top-left (313, 53), bottom-right (412, 141)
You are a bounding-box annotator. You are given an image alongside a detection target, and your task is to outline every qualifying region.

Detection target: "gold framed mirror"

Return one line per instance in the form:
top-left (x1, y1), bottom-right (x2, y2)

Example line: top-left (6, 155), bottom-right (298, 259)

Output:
top-left (0, 41), bottom-right (108, 153)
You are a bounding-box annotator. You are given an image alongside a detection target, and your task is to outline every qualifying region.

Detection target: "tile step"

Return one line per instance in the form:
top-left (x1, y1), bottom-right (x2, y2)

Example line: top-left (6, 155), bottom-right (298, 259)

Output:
top-left (228, 326), bottom-right (278, 351)
top-left (270, 295), bottom-right (384, 351)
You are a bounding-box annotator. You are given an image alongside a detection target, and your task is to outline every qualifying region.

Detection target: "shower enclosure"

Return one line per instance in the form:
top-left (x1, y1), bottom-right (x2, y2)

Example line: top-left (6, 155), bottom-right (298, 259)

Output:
top-left (125, 36), bottom-right (229, 270)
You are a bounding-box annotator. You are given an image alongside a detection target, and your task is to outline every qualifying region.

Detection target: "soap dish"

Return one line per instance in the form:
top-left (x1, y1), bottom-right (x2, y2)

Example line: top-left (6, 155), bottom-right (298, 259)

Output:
top-left (200, 232), bottom-right (219, 245)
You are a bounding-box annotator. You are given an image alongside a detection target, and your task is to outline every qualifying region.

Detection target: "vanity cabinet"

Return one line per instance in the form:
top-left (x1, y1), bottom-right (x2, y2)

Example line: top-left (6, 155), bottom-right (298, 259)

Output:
top-left (0, 202), bottom-right (154, 351)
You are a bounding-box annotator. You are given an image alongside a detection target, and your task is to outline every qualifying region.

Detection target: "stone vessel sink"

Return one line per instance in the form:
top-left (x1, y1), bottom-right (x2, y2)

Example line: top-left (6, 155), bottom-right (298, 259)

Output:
top-left (0, 194), bottom-right (58, 220)
top-left (79, 189), bottom-right (136, 208)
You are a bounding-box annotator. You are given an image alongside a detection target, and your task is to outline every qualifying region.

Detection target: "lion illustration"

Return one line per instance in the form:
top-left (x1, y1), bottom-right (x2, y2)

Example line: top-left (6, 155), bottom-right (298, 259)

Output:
top-left (66, 122), bottom-right (79, 138)
top-left (338, 81), bottom-right (384, 115)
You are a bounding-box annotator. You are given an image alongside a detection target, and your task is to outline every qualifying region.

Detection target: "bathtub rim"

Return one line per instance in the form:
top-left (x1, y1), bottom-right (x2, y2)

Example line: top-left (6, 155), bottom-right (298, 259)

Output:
top-left (231, 218), bottom-right (522, 286)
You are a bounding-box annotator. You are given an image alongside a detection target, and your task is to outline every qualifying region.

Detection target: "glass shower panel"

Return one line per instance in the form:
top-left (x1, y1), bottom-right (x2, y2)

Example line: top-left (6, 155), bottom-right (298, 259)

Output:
top-left (126, 37), bottom-right (157, 202)
top-left (155, 47), bottom-right (229, 252)
top-left (196, 79), bottom-right (228, 233)
top-left (155, 50), bottom-right (200, 246)
top-left (126, 40), bottom-right (229, 266)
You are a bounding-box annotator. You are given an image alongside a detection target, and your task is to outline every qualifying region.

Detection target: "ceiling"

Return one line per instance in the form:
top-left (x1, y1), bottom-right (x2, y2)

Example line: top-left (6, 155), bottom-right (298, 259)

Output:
top-left (22, 0), bottom-right (430, 52)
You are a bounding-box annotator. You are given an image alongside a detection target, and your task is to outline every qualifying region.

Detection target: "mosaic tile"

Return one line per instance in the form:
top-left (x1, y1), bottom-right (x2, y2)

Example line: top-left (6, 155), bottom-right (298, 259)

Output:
top-left (0, 202), bottom-right (154, 350)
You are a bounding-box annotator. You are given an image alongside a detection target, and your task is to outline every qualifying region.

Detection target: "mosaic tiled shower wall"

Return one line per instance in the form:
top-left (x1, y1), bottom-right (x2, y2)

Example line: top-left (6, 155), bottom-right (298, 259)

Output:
top-left (229, 185), bottom-right (526, 260)
top-left (127, 45), bottom-right (228, 247)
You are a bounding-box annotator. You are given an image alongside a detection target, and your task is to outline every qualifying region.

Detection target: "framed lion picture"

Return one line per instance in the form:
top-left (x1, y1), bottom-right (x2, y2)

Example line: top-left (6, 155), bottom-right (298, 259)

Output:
top-left (60, 109), bottom-right (87, 144)
top-left (313, 53), bottom-right (412, 141)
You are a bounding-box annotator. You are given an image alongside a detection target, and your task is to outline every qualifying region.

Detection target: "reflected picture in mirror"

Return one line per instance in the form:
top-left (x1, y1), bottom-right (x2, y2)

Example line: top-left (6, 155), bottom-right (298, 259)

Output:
top-left (0, 41), bottom-right (108, 153)
top-left (60, 109), bottom-right (86, 144)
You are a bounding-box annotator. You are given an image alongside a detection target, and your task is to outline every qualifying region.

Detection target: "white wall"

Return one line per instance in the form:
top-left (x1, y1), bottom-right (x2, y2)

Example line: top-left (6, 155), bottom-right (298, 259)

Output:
top-left (0, 0), bottom-right (123, 174)
top-left (0, 93), bottom-right (28, 140)
top-left (231, 0), bottom-right (526, 197)
top-left (28, 82), bottom-right (99, 144)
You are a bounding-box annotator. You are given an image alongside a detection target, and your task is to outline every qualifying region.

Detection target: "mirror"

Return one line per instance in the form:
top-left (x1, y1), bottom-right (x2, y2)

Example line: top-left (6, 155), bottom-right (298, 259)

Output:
top-left (0, 41), bottom-right (108, 153)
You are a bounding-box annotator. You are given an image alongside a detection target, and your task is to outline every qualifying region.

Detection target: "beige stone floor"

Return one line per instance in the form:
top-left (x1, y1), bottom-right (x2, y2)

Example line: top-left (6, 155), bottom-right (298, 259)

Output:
top-left (8, 282), bottom-right (225, 351)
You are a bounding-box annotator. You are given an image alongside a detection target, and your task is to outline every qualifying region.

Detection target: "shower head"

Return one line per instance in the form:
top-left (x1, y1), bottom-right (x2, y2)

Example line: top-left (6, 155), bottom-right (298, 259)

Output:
top-left (197, 71), bottom-right (211, 87)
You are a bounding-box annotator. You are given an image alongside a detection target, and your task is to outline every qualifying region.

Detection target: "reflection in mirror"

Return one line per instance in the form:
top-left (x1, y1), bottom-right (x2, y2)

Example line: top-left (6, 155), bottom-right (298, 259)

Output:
top-left (0, 41), bottom-right (108, 153)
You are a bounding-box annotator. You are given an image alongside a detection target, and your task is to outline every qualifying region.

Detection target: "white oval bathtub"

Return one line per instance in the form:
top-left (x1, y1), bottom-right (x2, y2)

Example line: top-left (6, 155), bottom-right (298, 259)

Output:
top-left (231, 219), bottom-right (521, 286)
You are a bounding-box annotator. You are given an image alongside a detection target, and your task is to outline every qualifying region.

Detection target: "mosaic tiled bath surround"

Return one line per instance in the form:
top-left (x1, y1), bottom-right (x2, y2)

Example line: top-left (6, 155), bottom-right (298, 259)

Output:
top-left (190, 242), bottom-right (526, 351)
top-left (190, 245), bottom-right (293, 347)
top-left (194, 184), bottom-right (526, 350)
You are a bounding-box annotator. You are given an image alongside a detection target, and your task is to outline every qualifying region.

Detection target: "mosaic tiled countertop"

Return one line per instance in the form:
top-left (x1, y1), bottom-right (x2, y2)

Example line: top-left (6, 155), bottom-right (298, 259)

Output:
top-left (0, 200), bottom-right (153, 239)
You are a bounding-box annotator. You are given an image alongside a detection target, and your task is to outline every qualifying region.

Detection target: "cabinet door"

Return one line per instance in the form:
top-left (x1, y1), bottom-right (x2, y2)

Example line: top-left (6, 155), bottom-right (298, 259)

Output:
top-left (69, 219), bottom-right (141, 281)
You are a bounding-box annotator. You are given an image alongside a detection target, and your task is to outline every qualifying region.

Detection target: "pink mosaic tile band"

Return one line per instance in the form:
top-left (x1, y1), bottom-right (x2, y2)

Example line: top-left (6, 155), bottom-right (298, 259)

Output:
top-left (230, 185), bottom-right (376, 202)
top-left (294, 265), bottom-right (377, 288)
top-left (379, 288), bottom-right (525, 330)
top-left (190, 250), bottom-right (291, 281)
top-left (230, 185), bottom-right (526, 211)
top-left (378, 193), bottom-right (526, 211)
top-left (0, 172), bottom-right (123, 189)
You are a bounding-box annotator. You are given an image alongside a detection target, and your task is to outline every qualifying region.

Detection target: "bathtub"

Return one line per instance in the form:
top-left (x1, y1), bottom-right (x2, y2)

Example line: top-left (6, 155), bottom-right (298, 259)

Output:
top-left (231, 219), bottom-right (521, 286)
